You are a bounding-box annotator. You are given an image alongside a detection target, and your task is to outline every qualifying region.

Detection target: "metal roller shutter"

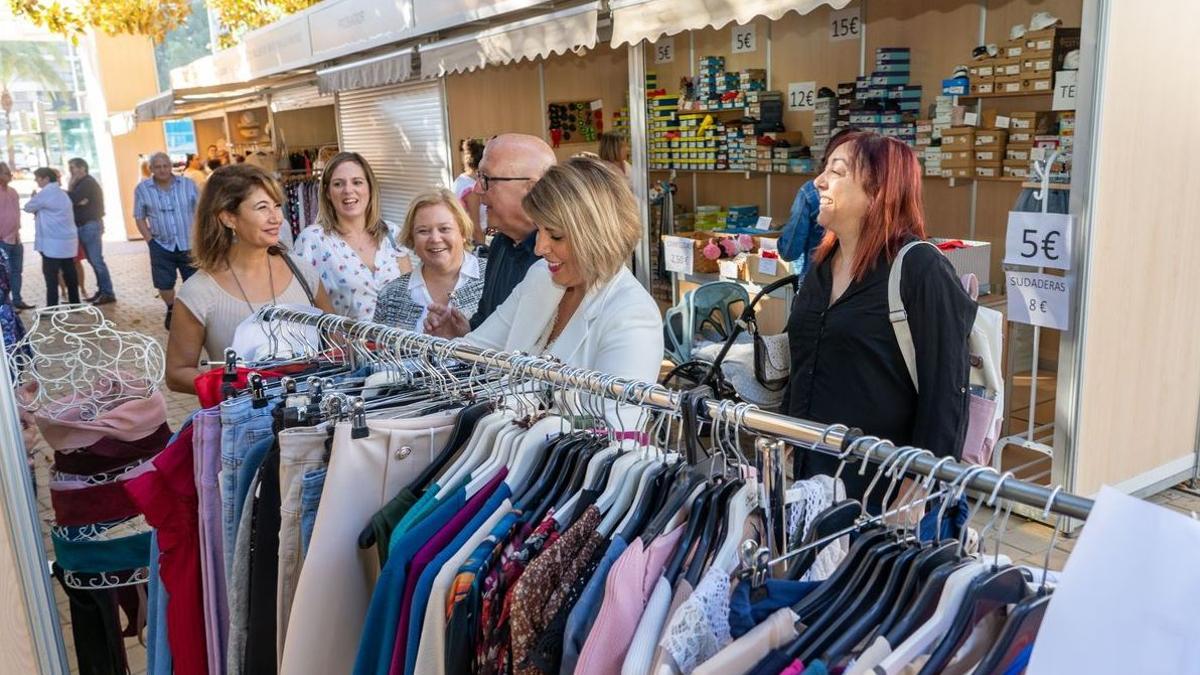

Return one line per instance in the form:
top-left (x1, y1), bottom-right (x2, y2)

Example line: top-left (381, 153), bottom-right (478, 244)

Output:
top-left (336, 81), bottom-right (451, 224)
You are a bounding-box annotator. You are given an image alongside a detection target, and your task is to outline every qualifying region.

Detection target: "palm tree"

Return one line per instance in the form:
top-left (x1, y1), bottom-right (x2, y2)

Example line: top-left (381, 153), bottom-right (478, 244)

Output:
top-left (0, 41), bottom-right (67, 167)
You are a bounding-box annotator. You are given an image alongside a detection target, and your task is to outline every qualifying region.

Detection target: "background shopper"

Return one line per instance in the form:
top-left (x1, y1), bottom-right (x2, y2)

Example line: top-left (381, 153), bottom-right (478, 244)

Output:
top-left (374, 189), bottom-right (486, 333)
top-left (292, 152), bottom-right (407, 320)
top-left (166, 165), bottom-right (331, 394)
top-left (24, 167), bottom-right (79, 306)
top-left (783, 131), bottom-right (977, 512)
top-left (452, 138), bottom-right (487, 245)
top-left (0, 162), bottom-right (29, 310)
top-left (134, 151), bottom-right (200, 329)
top-left (67, 157), bottom-right (116, 305)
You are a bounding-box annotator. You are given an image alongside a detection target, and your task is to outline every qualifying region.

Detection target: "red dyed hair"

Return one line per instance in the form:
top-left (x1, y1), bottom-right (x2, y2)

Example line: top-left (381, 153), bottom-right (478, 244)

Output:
top-left (811, 131), bottom-right (927, 281)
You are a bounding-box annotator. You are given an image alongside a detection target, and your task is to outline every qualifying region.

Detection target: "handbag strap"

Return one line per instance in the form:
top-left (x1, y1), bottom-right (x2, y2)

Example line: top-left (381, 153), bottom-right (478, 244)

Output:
top-left (887, 240), bottom-right (940, 392)
top-left (269, 245), bottom-right (317, 307)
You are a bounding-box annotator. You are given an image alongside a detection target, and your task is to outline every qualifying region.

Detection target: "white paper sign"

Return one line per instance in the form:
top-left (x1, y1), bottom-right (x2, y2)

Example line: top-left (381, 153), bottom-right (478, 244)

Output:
top-left (787, 82), bottom-right (816, 111)
top-left (758, 256), bottom-right (779, 276)
top-left (1006, 271), bottom-right (1070, 330)
top-left (1004, 211), bottom-right (1073, 270)
top-left (754, 216), bottom-right (773, 231)
top-left (732, 24), bottom-right (757, 53)
top-left (964, 112), bottom-right (979, 127)
top-left (1053, 70), bottom-right (1078, 111)
top-left (718, 259), bottom-right (739, 280)
top-left (829, 6), bottom-right (861, 42)
top-left (996, 115), bottom-right (1011, 128)
top-left (759, 237), bottom-right (778, 253)
top-left (663, 236), bottom-right (694, 275)
top-left (653, 38), bottom-right (674, 64)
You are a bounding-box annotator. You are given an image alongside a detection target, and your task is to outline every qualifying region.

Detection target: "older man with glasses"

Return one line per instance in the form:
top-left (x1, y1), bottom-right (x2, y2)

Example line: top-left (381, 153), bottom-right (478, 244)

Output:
top-left (134, 151), bottom-right (200, 329)
top-left (424, 133), bottom-right (556, 336)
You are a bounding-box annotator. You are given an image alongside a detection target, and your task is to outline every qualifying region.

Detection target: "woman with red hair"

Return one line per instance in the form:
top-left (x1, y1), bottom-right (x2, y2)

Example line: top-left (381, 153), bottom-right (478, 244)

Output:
top-left (783, 131), bottom-right (977, 512)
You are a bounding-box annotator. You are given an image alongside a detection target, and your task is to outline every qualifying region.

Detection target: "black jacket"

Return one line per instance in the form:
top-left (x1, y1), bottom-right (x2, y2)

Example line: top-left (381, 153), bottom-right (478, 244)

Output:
top-left (783, 238), bottom-right (976, 509)
top-left (68, 174), bottom-right (104, 225)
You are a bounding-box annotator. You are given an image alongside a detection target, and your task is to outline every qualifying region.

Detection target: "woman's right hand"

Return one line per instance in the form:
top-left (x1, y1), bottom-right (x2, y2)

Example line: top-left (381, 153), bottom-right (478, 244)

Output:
top-left (424, 303), bottom-right (470, 338)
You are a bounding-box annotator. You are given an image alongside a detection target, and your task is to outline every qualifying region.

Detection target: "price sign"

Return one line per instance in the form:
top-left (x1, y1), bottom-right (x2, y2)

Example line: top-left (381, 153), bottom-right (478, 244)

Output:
top-left (718, 259), bottom-right (740, 280)
top-left (996, 115), bottom-right (1011, 128)
top-left (1053, 70), bottom-right (1078, 111)
top-left (788, 81), bottom-right (817, 111)
top-left (663, 236), bottom-right (694, 275)
top-left (758, 255), bottom-right (779, 276)
top-left (1004, 211), bottom-right (1073, 270)
top-left (1006, 271), bottom-right (1071, 330)
top-left (732, 24), bottom-right (757, 53)
top-left (654, 38), bottom-right (674, 64)
top-left (754, 216), bottom-right (773, 231)
top-left (829, 6), bottom-right (861, 42)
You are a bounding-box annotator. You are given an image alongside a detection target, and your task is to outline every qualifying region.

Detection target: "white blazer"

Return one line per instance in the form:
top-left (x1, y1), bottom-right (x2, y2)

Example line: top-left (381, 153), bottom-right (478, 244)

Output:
top-left (467, 260), bottom-right (664, 427)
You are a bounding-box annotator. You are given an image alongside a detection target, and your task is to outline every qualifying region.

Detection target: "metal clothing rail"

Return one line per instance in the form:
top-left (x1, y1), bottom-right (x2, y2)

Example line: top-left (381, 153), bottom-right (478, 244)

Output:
top-left (256, 306), bottom-right (1095, 520)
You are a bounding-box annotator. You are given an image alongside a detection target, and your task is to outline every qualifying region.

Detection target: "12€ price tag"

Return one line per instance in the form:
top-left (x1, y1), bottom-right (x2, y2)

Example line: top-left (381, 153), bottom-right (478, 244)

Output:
top-left (1004, 211), bottom-right (1073, 271)
top-left (787, 82), bottom-right (816, 111)
top-left (662, 236), bottom-right (694, 275)
top-left (1006, 271), bottom-right (1070, 331)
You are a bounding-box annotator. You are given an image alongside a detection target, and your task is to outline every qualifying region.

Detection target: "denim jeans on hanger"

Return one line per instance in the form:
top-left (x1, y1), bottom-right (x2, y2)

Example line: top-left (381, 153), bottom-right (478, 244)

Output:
top-left (219, 395), bottom-right (277, 581)
top-left (146, 531), bottom-right (172, 675)
top-left (299, 467), bottom-right (327, 559)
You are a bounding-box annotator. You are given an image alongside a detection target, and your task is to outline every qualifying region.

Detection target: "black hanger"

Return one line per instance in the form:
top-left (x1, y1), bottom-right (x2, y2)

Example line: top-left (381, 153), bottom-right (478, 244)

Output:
top-left (663, 479), bottom-right (722, 583)
top-left (514, 433), bottom-right (581, 508)
top-left (789, 526), bottom-right (888, 622)
top-left (874, 540), bottom-right (960, 638)
top-left (678, 386), bottom-right (713, 465)
top-left (784, 499), bottom-right (864, 579)
top-left (530, 437), bottom-right (596, 522)
top-left (972, 593), bottom-right (1051, 675)
top-left (616, 463), bottom-right (669, 542)
top-left (786, 539), bottom-right (902, 659)
top-left (641, 466), bottom-right (705, 542)
top-left (819, 543), bottom-right (924, 663)
top-left (884, 557), bottom-right (973, 646)
top-left (917, 565), bottom-right (1031, 675)
top-left (685, 477), bottom-right (743, 586)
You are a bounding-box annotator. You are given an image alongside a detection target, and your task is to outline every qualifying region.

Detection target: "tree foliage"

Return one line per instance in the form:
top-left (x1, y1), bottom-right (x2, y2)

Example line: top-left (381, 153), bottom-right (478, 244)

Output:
top-left (8, 0), bottom-right (320, 47)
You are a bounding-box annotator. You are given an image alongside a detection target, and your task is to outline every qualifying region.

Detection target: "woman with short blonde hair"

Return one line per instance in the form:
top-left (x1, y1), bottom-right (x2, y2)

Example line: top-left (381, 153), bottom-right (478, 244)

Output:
top-left (425, 156), bottom-right (662, 427)
top-left (293, 151), bottom-right (408, 319)
top-left (374, 189), bottom-right (487, 332)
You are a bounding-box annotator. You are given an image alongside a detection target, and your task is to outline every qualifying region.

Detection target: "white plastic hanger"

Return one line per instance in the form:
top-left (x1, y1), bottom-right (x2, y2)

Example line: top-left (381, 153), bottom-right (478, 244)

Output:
top-left (435, 411), bottom-right (511, 498)
top-left (464, 424), bottom-right (521, 495)
top-left (597, 456), bottom-right (653, 538)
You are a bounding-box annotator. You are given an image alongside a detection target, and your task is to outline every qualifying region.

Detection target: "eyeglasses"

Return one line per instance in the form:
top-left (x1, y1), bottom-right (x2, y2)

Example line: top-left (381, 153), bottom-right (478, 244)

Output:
top-left (477, 171), bottom-right (531, 192)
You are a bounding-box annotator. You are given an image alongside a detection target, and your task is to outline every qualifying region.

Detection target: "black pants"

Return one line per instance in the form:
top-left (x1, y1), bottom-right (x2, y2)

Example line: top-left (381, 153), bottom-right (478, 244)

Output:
top-left (52, 563), bottom-right (130, 675)
top-left (42, 255), bottom-right (80, 306)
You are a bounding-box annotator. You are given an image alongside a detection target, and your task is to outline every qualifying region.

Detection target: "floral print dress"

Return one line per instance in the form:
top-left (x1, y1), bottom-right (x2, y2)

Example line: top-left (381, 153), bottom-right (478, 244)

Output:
top-left (292, 222), bottom-right (410, 320)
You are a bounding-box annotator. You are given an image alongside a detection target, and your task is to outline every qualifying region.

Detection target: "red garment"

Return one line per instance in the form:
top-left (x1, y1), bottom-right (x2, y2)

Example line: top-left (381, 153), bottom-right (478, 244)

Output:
top-left (192, 366), bottom-right (288, 409)
top-left (52, 478), bottom-right (146, 526)
top-left (52, 423), bottom-right (171, 474)
top-left (123, 425), bottom-right (207, 675)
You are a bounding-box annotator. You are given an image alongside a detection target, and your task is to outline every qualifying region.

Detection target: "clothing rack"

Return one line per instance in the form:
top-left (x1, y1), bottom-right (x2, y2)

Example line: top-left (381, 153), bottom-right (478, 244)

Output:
top-left (256, 306), bottom-right (1095, 520)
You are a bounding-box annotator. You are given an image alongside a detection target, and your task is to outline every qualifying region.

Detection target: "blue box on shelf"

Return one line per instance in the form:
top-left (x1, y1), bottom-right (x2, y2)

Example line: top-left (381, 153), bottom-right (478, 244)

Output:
top-left (875, 47), bottom-right (912, 63)
top-left (871, 73), bottom-right (911, 86)
top-left (942, 78), bottom-right (970, 95)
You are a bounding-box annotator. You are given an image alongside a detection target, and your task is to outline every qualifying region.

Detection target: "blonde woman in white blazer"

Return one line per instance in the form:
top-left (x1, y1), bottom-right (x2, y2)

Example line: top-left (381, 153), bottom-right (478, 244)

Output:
top-left (425, 156), bottom-right (663, 426)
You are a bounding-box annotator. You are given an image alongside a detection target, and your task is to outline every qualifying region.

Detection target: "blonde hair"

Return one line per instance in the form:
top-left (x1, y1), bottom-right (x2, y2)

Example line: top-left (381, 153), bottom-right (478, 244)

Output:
top-left (598, 132), bottom-right (627, 165)
top-left (400, 189), bottom-right (474, 251)
top-left (192, 164), bottom-right (283, 273)
top-left (317, 152), bottom-right (387, 242)
top-left (522, 156), bottom-right (640, 288)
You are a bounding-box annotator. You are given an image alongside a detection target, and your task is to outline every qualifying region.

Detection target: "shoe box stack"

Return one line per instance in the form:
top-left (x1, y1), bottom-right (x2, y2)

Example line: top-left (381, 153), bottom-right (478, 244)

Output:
top-left (940, 127), bottom-right (976, 178)
top-left (694, 56), bottom-right (728, 106)
top-left (969, 27), bottom-right (1080, 96)
top-left (811, 91), bottom-right (838, 160)
top-left (973, 125), bottom-right (1009, 178)
top-left (847, 48), bottom-right (921, 145)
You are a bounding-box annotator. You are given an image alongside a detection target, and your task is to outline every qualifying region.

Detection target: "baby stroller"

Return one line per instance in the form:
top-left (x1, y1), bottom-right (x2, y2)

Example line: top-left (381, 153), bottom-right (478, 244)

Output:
top-left (661, 274), bottom-right (800, 409)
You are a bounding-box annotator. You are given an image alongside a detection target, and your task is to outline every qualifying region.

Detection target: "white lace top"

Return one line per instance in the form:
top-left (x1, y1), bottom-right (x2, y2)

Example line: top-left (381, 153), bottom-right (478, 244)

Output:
top-left (658, 566), bottom-right (733, 674)
top-left (786, 474), bottom-right (849, 582)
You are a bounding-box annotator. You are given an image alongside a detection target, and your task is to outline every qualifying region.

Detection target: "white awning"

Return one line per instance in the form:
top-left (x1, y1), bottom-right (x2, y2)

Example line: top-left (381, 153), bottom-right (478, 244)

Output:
top-left (419, 2), bottom-right (599, 78)
top-left (134, 91), bottom-right (176, 121)
top-left (315, 48), bottom-right (417, 94)
top-left (609, 0), bottom-right (851, 47)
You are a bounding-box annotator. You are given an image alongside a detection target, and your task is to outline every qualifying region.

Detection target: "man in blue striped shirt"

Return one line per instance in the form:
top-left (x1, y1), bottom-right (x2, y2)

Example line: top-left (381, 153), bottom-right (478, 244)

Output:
top-left (134, 152), bottom-right (199, 329)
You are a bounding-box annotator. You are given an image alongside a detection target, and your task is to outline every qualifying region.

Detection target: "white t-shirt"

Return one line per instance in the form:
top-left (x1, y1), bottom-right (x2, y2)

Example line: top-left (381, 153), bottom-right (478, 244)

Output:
top-left (292, 222), bottom-right (410, 320)
top-left (451, 173), bottom-right (476, 197)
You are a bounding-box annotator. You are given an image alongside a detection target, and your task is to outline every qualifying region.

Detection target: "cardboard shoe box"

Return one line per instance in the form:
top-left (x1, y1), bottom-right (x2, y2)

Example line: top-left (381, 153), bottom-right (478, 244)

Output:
top-left (974, 129), bottom-right (1008, 149)
top-left (994, 57), bottom-right (1022, 77)
top-left (995, 75), bottom-right (1023, 94)
top-left (1021, 73), bottom-right (1053, 93)
top-left (941, 127), bottom-right (976, 149)
top-left (970, 60), bottom-right (996, 78)
top-left (970, 76), bottom-right (995, 95)
top-left (1003, 159), bottom-right (1031, 179)
top-left (941, 150), bottom-right (975, 168)
top-left (1009, 111), bottom-right (1053, 132)
top-left (974, 148), bottom-right (1005, 163)
top-left (975, 163), bottom-right (1004, 179)
top-left (1005, 145), bottom-right (1034, 162)
top-left (943, 166), bottom-right (974, 179)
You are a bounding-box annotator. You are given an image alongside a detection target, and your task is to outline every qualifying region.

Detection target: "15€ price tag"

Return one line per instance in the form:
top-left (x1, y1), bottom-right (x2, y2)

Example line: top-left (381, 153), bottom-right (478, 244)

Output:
top-left (829, 6), bottom-right (861, 42)
top-left (1004, 211), bottom-right (1073, 270)
top-left (1006, 271), bottom-right (1070, 331)
top-left (654, 37), bottom-right (674, 64)
top-left (663, 236), bottom-right (694, 275)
